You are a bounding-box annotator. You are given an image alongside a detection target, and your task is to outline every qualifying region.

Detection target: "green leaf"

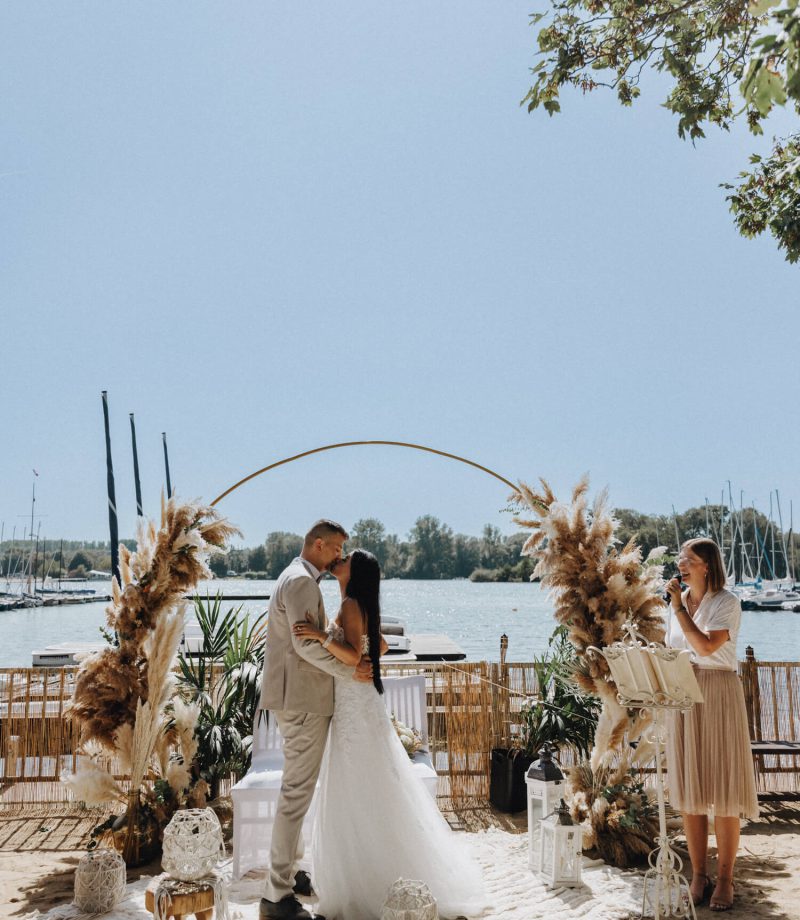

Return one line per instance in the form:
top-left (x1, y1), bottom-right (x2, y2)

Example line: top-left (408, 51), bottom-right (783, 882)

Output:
top-left (752, 69), bottom-right (788, 116)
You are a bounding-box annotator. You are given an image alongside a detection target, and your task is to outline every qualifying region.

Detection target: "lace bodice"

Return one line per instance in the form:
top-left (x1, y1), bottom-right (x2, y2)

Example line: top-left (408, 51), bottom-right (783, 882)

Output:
top-left (325, 621), bottom-right (368, 654)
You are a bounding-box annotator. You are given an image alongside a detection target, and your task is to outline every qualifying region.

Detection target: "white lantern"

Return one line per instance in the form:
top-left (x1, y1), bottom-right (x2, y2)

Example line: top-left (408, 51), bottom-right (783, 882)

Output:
top-left (537, 799), bottom-right (582, 889)
top-left (380, 878), bottom-right (438, 920)
top-left (525, 744), bottom-right (565, 870)
top-left (162, 808), bottom-right (225, 881)
top-left (74, 847), bottom-right (127, 913)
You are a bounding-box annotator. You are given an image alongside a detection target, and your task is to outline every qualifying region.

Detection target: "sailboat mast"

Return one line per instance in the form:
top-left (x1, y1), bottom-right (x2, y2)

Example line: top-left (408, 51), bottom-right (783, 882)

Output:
top-left (774, 490), bottom-right (789, 581)
top-left (6, 525), bottom-right (16, 586)
top-left (769, 492), bottom-right (776, 582)
top-left (30, 477), bottom-right (35, 560)
top-left (752, 504), bottom-right (763, 578)
top-left (727, 481), bottom-right (737, 581)
top-left (162, 432), bottom-right (173, 498)
top-left (27, 473), bottom-right (37, 591)
top-left (101, 390), bottom-right (121, 584)
top-left (129, 413), bottom-right (144, 517)
top-left (739, 490), bottom-right (750, 581)
top-left (33, 528), bottom-right (39, 593)
top-left (671, 505), bottom-right (681, 553)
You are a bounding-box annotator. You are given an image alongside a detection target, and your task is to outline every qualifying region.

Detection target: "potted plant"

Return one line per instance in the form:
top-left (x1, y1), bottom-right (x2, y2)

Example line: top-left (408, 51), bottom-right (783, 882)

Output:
top-left (175, 592), bottom-right (266, 801)
top-left (490, 627), bottom-right (599, 813)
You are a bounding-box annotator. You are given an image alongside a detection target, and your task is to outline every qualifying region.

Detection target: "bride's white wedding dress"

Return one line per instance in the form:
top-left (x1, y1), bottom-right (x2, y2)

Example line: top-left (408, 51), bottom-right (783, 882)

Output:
top-left (311, 623), bottom-right (486, 920)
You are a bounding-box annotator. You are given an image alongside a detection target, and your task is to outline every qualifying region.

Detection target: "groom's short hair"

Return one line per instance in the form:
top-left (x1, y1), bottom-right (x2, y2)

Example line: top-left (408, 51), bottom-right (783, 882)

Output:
top-left (304, 519), bottom-right (348, 545)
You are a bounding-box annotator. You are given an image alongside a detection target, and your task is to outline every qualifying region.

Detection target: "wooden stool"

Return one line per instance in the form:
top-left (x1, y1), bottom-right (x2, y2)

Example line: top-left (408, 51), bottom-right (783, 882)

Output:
top-left (144, 874), bottom-right (216, 920)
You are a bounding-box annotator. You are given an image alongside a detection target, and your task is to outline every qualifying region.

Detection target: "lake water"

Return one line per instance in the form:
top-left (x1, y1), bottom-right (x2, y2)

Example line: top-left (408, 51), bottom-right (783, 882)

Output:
top-left (1, 578), bottom-right (798, 667)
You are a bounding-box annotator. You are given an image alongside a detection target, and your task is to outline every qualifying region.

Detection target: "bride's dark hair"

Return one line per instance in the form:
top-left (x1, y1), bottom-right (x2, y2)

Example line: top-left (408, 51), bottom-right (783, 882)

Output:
top-left (345, 549), bottom-right (384, 695)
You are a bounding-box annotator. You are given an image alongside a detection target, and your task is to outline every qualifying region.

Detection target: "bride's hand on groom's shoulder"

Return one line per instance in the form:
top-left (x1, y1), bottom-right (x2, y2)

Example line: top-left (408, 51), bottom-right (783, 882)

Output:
top-left (353, 656), bottom-right (374, 683)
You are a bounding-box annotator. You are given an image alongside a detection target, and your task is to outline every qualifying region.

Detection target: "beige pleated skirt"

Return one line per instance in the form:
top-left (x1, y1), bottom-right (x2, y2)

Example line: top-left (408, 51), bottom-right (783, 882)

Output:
top-left (665, 667), bottom-right (759, 820)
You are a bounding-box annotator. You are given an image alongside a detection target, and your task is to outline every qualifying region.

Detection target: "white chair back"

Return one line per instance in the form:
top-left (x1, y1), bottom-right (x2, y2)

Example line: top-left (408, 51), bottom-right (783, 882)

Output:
top-left (382, 674), bottom-right (429, 747)
top-left (250, 709), bottom-right (285, 772)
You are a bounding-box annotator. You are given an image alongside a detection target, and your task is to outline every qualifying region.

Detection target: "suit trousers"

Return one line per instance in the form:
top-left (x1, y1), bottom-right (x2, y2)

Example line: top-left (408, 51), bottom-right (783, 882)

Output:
top-left (264, 709), bottom-right (331, 902)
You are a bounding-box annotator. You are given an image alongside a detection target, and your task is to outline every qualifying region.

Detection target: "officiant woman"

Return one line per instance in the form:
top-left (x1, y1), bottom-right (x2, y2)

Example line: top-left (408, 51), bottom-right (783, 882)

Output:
top-left (664, 537), bottom-right (758, 912)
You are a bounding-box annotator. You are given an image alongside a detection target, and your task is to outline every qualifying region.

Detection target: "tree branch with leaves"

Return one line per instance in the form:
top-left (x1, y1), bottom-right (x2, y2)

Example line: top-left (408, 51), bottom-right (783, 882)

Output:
top-left (524, 1), bottom-right (800, 262)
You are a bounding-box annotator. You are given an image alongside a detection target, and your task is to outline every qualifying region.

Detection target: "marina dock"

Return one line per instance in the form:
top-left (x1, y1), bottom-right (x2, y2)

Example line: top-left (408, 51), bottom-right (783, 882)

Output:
top-left (397, 633), bottom-right (466, 661)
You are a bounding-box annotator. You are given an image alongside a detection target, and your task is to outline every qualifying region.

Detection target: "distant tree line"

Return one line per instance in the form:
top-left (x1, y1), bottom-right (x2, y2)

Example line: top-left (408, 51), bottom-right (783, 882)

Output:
top-left (212, 507), bottom-right (800, 583)
top-left (0, 538), bottom-right (136, 580)
top-left (2, 506), bottom-right (798, 583)
top-left (212, 517), bottom-right (536, 582)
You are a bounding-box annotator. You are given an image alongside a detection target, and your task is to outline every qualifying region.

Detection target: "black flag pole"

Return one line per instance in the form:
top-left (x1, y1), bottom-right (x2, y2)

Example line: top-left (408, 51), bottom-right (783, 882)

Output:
top-left (162, 432), bottom-right (173, 498)
top-left (101, 391), bottom-right (120, 584)
top-left (129, 413), bottom-right (144, 516)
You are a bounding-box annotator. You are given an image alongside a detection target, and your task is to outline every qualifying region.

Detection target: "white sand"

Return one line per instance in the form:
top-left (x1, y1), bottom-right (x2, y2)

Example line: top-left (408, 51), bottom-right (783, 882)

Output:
top-left (4, 804), bottom-right (799, 920)
top-left (10, 830), bottom-right (644, 920)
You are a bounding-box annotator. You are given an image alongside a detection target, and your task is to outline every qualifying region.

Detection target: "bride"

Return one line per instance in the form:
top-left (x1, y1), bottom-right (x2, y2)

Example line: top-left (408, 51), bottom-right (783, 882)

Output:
top-left (292, 549), bottom-right (486, 920)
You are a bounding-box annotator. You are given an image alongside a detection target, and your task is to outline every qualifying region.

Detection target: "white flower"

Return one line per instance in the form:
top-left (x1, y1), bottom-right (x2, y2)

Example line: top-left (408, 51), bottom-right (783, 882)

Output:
top-left (173, 529), bottom-right (205, 554)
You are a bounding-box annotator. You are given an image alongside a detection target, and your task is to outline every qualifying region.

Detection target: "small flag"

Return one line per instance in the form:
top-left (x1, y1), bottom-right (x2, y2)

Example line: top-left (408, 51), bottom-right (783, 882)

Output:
top-left (33, 469), bottom-right (39, 476)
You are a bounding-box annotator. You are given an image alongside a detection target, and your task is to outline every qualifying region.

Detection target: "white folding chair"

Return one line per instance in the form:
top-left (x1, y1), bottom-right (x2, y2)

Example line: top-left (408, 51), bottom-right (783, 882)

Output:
top-left (230, 710), bottom-right (316, 879)
top-left (382, 674), bottom-right (438, 798)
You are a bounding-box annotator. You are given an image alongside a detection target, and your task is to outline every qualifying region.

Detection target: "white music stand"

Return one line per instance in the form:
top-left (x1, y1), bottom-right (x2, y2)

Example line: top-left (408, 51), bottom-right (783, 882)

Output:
top-left (591, 623), bottom-right (703, 920)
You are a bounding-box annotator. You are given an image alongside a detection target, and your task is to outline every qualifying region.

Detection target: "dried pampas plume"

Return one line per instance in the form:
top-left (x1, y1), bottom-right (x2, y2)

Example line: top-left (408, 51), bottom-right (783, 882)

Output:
top-left (68, 496), bottom-right (240, 748)
top-left (512, 477), bottom-right (667, 867)
top-left (63, 495), bottom-right (240, 861)
top-left (62, 755), bottom-right (126, 807)
top-left (513, 476), bottom-right (666, 704)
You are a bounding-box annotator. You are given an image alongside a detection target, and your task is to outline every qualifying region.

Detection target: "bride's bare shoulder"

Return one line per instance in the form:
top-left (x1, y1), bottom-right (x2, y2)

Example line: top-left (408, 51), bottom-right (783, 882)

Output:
top-left (340, 597), bottom-right (366, 639)
top-left (339, 597), bottom-right (363, 623)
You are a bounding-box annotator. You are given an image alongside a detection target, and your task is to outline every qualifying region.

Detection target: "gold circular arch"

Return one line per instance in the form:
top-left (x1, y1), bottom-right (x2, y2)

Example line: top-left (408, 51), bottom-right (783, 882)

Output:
top-left (210, 440), bottom-right (516, 506)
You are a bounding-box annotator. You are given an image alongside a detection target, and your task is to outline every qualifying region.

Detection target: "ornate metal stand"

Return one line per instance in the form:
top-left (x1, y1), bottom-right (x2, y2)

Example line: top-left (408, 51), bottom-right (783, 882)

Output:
top-left (594, 625), bottom-right (702, 920)
top-left (628, 699), bottom-right (695, 919)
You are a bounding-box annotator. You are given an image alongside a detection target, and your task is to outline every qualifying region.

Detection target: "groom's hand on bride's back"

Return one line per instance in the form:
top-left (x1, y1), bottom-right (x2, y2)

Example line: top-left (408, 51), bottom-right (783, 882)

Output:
top-left (353, 656), bottom-right (374, 683)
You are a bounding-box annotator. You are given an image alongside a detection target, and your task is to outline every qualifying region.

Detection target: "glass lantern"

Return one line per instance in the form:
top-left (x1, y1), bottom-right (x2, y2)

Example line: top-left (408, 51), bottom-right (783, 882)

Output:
top-left (537, 799), bottom-right (582, 889)
top-left (525, 744), bottom-right (565, 870)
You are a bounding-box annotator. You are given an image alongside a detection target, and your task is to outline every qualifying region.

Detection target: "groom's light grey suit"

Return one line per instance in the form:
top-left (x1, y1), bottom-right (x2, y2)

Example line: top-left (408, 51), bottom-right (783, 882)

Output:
top-left (260, 557), bottom-right (354, 903)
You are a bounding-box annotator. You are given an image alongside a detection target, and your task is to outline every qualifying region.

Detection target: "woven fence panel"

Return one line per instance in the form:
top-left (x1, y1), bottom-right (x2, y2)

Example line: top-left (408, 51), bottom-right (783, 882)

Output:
top-left (3, 658), bottom-right (799, 809)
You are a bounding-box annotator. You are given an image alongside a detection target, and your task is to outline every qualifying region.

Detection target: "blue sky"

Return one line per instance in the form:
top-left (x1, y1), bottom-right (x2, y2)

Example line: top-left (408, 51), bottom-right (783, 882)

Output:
top-left (1, 2), bottom-right (798, 547)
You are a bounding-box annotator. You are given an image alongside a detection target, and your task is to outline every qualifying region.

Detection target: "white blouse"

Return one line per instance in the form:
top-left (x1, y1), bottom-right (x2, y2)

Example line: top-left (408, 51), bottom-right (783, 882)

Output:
top-left (666, 588), bottom-right (741, 672)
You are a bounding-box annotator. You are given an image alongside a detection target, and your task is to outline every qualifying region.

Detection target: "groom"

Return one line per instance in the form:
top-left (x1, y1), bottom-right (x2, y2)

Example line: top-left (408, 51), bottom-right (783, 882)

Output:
top-left (259, 519), bottom-right (372, 920)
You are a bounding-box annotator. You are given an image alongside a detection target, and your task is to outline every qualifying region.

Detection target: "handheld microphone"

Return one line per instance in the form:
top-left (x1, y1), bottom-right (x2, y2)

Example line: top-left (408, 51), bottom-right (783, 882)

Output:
top-left (662, 572), bottom-right (683, 604)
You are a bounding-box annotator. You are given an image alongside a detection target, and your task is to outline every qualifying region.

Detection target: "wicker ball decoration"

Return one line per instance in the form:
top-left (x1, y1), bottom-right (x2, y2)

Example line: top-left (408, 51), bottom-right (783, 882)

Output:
top-left (74, 847), bottom-right (127, 914)
top-left (380, 878), bottom-right (439, 920)
top-left (161, 808), bottom-right (225, 881)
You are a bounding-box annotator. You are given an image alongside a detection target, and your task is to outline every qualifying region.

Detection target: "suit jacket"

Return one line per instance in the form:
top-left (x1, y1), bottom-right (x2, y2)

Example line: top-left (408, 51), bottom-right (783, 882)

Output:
top-left (259, 557), bottom-right (355, 714)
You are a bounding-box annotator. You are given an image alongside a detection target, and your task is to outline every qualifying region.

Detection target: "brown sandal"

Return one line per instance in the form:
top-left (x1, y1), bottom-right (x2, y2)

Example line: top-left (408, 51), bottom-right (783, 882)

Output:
top-left (690, 873), bottom-right (714, 907)
top-left (709, 876), bottom-right (735, 912)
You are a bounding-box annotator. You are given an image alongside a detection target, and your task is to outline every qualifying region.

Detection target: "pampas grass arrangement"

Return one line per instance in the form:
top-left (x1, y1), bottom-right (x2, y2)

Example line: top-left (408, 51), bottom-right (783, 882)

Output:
top-left (513, 477), bottom-right (667, 867)
top-left (566, 760), bottom-right (659, 868)
top-left (64, 495), bottom-right (240, 865)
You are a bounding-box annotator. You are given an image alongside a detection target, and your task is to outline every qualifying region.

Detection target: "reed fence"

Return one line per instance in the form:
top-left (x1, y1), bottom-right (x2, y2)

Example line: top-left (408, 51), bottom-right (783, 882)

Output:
top-left (1, 653), bottom-right (798, 811)
top-left (738, 649), bottom-right (800, 799)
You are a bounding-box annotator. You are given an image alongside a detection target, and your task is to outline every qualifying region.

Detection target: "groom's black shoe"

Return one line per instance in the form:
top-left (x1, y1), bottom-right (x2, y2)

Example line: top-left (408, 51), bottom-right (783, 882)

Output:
top-left (293, 870), bottom-right (315, 897)
top-left (259, 895), bottom-right (312, 920)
